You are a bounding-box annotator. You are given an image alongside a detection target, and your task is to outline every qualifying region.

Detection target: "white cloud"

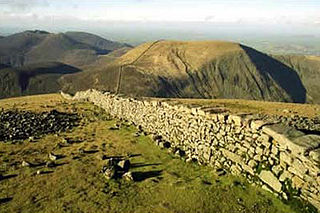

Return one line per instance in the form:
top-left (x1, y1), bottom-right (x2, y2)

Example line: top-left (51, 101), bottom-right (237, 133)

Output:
top-left (0, 0), bottom-right (49, 11)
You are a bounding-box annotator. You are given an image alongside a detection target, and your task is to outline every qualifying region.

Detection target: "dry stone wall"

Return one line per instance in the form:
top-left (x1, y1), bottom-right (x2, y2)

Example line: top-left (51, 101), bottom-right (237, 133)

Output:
top-left (62, 89), bottom-right (320, 209)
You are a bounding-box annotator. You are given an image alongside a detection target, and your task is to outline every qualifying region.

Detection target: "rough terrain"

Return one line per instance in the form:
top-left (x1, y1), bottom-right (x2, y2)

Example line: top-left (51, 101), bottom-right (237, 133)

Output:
top-left (0, 94), bottom-right (316, 213)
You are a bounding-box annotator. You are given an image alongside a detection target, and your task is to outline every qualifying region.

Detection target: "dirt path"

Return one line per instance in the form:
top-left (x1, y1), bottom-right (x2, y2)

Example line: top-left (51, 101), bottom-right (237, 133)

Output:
top-left (115, 40), bottom-right (163, 94)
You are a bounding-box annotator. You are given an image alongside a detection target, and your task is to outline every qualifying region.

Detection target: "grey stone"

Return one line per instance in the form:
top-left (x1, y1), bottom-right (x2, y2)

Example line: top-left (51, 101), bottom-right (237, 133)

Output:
top-left (279, 170), bottom-right (293, 182)
top-left (49, 153), bottom-right (58, 161)
top-left (102, 165), bottom-right (116, 180)
top-left (271, 165), bottom-right (282, 176)
top-left (22, 160), bottom-right (31, 167)
top-left (248, 160), bottom-right (257, 168)
top-left (259, 170), bottom-right (282, 193)
top-left (221, 148), bottom-right (242, 164)
top-left (309, 148), bottom-right (320, 163)
top-left (262, 124), bottom-right (305, 155)
top-left (293, 135), bottom-right (320, 155)
top-left (118, 159), bottom-right (131, 172)
top-left (292, 175), bottom-right (304, 189)
top-left (280, 152), bottom-right (292, 165)
top-left (122, 172), bottom-right (134, 181)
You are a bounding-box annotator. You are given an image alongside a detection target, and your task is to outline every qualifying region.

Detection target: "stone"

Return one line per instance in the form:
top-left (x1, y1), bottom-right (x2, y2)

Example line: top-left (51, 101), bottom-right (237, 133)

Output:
top-left (309, 149), bottom-right (320, 163)
top-left (271, 146), bottom-right (279, 155)
top-left (122, 172), bottom-right (134, 181)
top-left (221, 149), bottom-right (242, 164)
top-left (230, 164), bottom-right (242, 175)
top-left (0, 110), bottom-right (79, 141)
top-left (250, 120), bottom-right (267, 130)
top-left (22, 161), bottom-right (31, 167)
top-left (248, 160), bottom-right (257, 168)
top-left (253, 155), bottom-right (262, 161)
top-left (262, 124), bottom-right (305, 155)
top-left (49, 153), bottom-right (58, 161)
top-left (259, 170), bottom-right (282, 193)
top-left (292, 176), bottom-right (305, 189)
top-left (257, 134), bottom-right (271, 146)
top-left (229, 115), bottom-right (242, 126)
top-left (293, 135), bottom-right (320, 155)
top-left (290, 159), bottom-right (307, 178)
top-left (66, 89), bottom-right (320, 211)
top-left (271, 165), bottom-right (282, 176)
top-left (280, 152), bottom-right (292, 165)
top-left (241, 164), bottom-right (255, 176)
top-left (102, 165), bottom-right (116, 180)
top-left (118, 159), bottom-right (131, 172)
top-left (255, 147), bottom-right (263, 155)
top-left (46, 161), bottom-right (55, 168)
top-left (279, 171), bottom-right (293, 182)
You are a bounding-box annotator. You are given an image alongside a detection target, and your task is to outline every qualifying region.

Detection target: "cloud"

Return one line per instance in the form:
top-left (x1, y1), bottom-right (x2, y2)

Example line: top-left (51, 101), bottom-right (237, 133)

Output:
top-left (0, 0), bottom-right (49, 11)
top-left (204, 16), bottom-right (214, 22)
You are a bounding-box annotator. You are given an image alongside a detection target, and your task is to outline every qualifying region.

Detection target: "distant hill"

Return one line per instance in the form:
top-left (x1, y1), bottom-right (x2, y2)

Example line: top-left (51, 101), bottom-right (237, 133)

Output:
top-left (61, 40), bottom-right (320, 103)
top-left (65, 31), bottom-right (132, 53)
top-left (0, 30), bottom-right (130, 67)
top-left (0, 62), bottom-right (80, 98)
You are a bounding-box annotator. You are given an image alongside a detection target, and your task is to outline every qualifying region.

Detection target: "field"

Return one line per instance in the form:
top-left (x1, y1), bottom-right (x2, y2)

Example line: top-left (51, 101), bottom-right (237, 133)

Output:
top-left (0, 94), bottom-right (316, 213)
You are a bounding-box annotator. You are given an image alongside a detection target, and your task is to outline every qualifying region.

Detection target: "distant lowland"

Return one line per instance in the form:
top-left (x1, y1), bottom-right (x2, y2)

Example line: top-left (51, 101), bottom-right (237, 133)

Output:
top-left (0, 30), bottom-right (320, 104)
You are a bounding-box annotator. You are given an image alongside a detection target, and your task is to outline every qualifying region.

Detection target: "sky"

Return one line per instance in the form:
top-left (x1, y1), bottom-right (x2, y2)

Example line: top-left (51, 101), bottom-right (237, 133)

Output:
top-left (0, 0), bottom-right (320, 44)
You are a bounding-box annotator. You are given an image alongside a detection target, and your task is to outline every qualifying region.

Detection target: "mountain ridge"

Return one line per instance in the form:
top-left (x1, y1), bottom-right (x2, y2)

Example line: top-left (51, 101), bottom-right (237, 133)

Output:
top-left (61, 40), bottom-right (310, 103)
top-left (1, 31), bottom-right (320, 104)
top-left (0, 30), bottom-right (129, 67)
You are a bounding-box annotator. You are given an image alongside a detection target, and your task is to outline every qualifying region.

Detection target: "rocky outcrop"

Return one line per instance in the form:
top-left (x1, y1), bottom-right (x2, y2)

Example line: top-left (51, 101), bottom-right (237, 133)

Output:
top-left (0, 109), bottom-right (79, 141)
top-left (62, 89), bottom-right (320, 210)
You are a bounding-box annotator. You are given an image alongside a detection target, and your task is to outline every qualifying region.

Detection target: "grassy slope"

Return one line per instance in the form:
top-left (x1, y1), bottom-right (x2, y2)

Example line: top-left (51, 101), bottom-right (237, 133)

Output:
top-left (0, 31), bottom-right (130, 68)
top-left (274, 55), bottom-right (320, 104)
top-left (65, 31), bottom-right (131, 51)
top-left (0, 94), bottom-right (311, 213)
top-left (61, 40), bottom-right (313, 103)
top-left (0, 62), bottom-right (81, 99)
top-left (159, 97), bottom-right (320, 118)
top-left (25, 33), bottom-right (98, 67)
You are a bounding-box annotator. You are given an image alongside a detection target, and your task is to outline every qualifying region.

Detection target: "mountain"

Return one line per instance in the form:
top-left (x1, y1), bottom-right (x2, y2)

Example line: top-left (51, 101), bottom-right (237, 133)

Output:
top-left (64, 31), bottom-right (132, 53)
top-left (61, 40), bottom-right (320, 103)
top-left (0, 62), bottom-right (80, 98)
top-left (0, 30), bottom-right (49, 66)
top-left (1, 34), bottom-right (320, 104)
top-left (0, 30), bottom-right (130, 67)
top-left (274, 55), bottom-right (320, 104)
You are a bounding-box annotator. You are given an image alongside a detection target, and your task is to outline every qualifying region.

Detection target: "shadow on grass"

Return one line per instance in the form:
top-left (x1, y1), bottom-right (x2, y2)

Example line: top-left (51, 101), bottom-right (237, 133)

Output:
top-left (0, 197), bottom-right (12, 204)
top-left (83, 150), bottom-right (99, 154)
top-left (0, 174), bottom-right (18, 181)
top-left (132, 170), bottom-right (163, 182)
top-left (130, 163), bottom-right (161, 169)
top-left (103, 154), bottom-right (142, 160)
top-left (38, 171), bottom-right (54, 175)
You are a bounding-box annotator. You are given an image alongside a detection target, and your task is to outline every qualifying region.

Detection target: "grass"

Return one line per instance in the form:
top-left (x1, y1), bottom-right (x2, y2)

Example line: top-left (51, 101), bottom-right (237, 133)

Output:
top-left (0, 94), bottom-right (316, 213)
top-left (156, 98), bottom-right (320, 118)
